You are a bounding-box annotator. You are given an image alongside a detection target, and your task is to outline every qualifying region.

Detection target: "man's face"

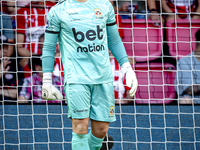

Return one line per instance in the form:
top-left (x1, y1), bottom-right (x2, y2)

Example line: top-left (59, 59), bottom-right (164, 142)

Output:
top-left (121, 2), bottom-right (129, 12)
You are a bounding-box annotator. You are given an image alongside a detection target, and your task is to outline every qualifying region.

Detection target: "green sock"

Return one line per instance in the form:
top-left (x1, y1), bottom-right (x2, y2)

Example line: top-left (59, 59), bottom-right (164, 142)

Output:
top-left (72, 132), bottom-right (90, 150)
top-left (88, 131), bottom-right (104, 150)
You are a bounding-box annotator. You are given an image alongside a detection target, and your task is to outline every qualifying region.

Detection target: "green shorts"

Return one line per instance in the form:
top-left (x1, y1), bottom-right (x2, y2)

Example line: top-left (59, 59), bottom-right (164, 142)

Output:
top-left (65, 82), bottom-right (116, 122)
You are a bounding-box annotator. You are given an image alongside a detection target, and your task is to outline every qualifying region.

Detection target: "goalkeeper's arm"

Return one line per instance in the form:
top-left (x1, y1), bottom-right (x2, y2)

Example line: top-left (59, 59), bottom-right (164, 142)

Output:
top-left (42, 32), bottom-right (63, 100)
top-left (107, 23), bottom-right (138, 97)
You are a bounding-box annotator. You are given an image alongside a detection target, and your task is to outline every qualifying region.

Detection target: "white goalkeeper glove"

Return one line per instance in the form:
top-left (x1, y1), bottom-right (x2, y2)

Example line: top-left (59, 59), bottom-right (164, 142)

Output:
top-left (42, 73), bottom-right (63, 100)
top-left (121, 62), bottom-right (138, 97)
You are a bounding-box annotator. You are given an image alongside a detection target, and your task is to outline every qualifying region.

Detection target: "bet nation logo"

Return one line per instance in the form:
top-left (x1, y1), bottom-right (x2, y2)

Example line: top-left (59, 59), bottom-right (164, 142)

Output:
top-left (94, 8), bottom-right (102, 18)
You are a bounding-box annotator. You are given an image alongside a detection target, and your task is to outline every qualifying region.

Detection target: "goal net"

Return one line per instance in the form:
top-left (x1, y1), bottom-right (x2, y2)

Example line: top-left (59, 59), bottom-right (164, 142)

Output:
top-left (0, 0), bottom-right (200, 150)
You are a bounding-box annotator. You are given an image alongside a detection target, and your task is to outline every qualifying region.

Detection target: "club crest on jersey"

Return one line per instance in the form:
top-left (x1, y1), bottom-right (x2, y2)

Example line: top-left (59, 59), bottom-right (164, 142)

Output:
top-left (94, 8), bottom-right (103, 19)
top-left (110, 106), bottom-right (115, 116)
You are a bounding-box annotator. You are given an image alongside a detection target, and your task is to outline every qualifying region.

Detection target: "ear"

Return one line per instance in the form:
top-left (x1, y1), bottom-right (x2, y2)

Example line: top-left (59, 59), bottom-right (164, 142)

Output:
top-left (197, 43), bottom-right (200, 48)
top-left (34, 65), bottom-right (38, 71)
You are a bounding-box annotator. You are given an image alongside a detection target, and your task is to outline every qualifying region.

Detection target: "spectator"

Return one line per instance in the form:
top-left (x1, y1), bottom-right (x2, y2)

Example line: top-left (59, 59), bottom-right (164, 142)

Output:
top-left (175, 29), bottom-right (200, 104)
top-left (2, 1), bottom-right (17, 28)
top-left (119, 1), bottom-right (132, 19)
top-left (147, 0), bottom-right (162, 21)
top-left (0, 5), bottom-right (19, 101)
top-left (2, 1), bottom-right (16, 15)
top-left (116, 0), bottom-right (146, 19)
top-left (0, 59), bottom-right (17, 101)
top-left (18, 54), bottom-right (65, 103)
top-left (0, 35), bottom-right (20, 101)
top-left (16, 0), bottom-right (56, 70)
top-left (161, 0), bottom-right (200, 21)
top-left (0, 3), bottom-right (15, 50)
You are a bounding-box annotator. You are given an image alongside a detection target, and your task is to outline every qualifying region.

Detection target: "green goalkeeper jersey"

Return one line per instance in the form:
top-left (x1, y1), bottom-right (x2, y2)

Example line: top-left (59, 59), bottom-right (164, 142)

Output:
top-left (44, 0), bottom-right (128, 84)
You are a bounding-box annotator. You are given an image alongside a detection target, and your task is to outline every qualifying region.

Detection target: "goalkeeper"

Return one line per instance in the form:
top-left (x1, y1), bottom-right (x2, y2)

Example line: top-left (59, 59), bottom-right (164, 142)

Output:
top-left (42, 0), bottom-right (138, 149)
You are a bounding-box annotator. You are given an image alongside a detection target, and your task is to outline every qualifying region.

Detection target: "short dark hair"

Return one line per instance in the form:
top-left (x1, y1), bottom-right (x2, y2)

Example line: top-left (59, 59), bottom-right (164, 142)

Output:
top-left (195, 29), bottom-right (200, 42)
top-left (28, 54), bottom-right (42, 71)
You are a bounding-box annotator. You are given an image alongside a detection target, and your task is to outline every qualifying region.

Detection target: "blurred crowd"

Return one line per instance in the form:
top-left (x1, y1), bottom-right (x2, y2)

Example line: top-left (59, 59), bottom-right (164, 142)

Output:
top-left (0, 0), bottom-right (200, 104)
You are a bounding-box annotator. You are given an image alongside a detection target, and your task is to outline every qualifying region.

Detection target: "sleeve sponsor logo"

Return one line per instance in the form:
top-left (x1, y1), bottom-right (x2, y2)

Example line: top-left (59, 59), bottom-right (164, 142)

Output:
top-left (46, 20), bottom-right (49, 29)
top-left (110, 106), bottom-right (115, 116)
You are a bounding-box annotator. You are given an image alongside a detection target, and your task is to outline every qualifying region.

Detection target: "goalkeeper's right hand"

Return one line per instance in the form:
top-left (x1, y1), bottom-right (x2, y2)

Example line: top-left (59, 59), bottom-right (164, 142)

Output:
top-left (42, 73), bottom-right (63, 100)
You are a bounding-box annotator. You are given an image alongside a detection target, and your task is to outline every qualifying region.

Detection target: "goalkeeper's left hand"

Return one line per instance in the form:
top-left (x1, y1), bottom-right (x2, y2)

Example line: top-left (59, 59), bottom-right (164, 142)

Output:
top-left (121, 62), bottom-right (138, 97)
top-left (42, 73), bottom-right (63, 100)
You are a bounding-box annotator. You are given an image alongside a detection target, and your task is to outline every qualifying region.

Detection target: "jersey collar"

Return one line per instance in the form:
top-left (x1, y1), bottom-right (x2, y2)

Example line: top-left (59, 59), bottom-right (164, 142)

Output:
top-left (72, 0), bottom-right (90, 4)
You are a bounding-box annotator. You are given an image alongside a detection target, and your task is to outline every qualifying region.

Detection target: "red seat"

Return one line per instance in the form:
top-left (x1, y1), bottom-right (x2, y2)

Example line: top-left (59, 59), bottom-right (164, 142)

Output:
top-left (122, 19), bottom-right (163, 62)
top-left (134, 63), bottom-right (176, 104)
top-left (166, 19), bottom-right (200, 59)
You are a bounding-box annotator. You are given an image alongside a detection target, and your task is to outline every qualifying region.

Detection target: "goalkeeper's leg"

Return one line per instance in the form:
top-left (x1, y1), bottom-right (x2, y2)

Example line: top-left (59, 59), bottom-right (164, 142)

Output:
top-left (88, 120), bottom-right (109, 150)
top-left (72, 118), bottom-right (108, 150)
top-left (87, 82), bottom-right (115, 150)
top-left (72, 118), bottom-right (90, 150)
top-left (66, 84), bottom-right (91, 149)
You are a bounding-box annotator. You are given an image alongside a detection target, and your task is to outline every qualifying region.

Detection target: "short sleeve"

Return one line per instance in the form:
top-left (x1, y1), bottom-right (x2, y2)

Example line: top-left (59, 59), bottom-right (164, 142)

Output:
top-left (106, 1), bottom-right (116, 25)
top-left (45, 6), bottom-right (60, 33)
top-left (175, 57), bottom-right (193, 96)
top-left (2, 14), bottom-right (14, 40)
top-left (16, 9), bottom-right (26, 34)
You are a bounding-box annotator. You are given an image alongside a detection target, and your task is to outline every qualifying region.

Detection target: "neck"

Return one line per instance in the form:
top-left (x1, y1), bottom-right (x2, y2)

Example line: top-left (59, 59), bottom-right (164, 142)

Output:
top-left (75, 0), bottom-right (87, 2)
top-left (32, 2), bottom-right (45, 10)
top-left (194, 47), bottom-right (200, 54)
top-left (194, 47), bottom-right (200, 61)
top-left (39, 74), bottom-right (43, 80)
